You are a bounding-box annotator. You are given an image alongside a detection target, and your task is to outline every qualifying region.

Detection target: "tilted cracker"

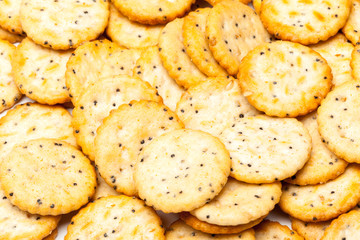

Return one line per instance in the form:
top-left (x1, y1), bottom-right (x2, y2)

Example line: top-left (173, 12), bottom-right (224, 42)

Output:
top-left (65, 196), bottom-right (165, 239)
top-left (92, 169), bottom-right (120, 201)
top-left (176, 77), bottom-right (259, 137)
top-left (43, 228), bottom-right (58, 240)
top-left (206, 0), bottom-right (270, 75)
top-left (72, 75), bottom-right (162, 161)
top-left (13, 38), bottom-right (72, 105)
top-left (135, 129), bottom-right (231, 213)
top-left (253, 0), bottom-right (262, 14)
top-left (239, 41), bottom-right (332, 117)
top-left (291, 217), bottom-right (330, 240)
top-left (20, 0), bottom-right (110, 50)
top-left (134, 46), bottom-right (184, 111)
top-left (351, 44), bottom-right (360, 81)
top-left (0, 139), bottom-right (97, 216)
top-left (343, 0), bottom-right (360, 45)
top-left (286, 112), bottom-right (348, 186)
top-left (159, 18), bottom-right (207, 89)
top-left (255, 220), bottom-right (304, 240)
top-left (279, 164), bottom-right (360, 222)
top-left (95, 100), bottom-right (184, 196)
top-left (0, 0), bottom-right (23, 35)
top-left (220, 115), bottom-right (312, 184)
top-left (106, 4), bottom-right (163, 49)
top-left (0, 27), bottom-right (23, 43)
top-left (260, 0), bottom-right (351, 45)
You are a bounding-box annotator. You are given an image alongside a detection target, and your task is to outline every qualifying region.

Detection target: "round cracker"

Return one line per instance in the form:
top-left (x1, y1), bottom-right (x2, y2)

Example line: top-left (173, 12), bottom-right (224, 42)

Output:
top-left (95, 100), bottom-right (184, 196)
top-left (286, 112), bottom-right (348, 185)
top-left (0, 0), bottom-right (23, 35)
top-left (311, 33), bottom-right (354, 87)
top-left (0, 27), bottom-right (23, 43)
top-left (134, 46), bottom-right (184, 111)
top-left (220, 115), bottom-right (312, 184)
top-left (0, 139), bottom-right (96, 216)
top-left (206, 0), bottom-right (270, 75)
top-left (72, 75), bottom-right (162, 161)
top-left (191, 178), bottom-right (281, 226)
top-left (204, 0), bottom-right (251, 5)
top-left (65, 39), bottom-right (142, 103)
top-left (279, 164), bottom-right (360, 222)
top-left (20, 0), bottom-right (110, 50)
top-left (166, 220), bottom-right (255, 240)
top-left (260, 0), bottom-right (351, 45)
top-left (112, 0), bottom-right (194, 25)
top-left (255, 220), bottom-right (304, 240)
top-left (291, 217), bottom-right (330, 240)
top-left (176, 77), bottom-right (259, 137)
top-left (135, 129), bottom-right (231, 213)
top-left (106, 4), bottom-right (163, 49)
top-left (159, 18), bottom-right (207, 89)
top-left (12, 38), bottom-right (71, 105)
top-left (351, 44), bottom-right (360, 81)
top-left (43, 228), bottom-right (58, 240)
top-left (92, 170), bottom-right (120, 201)
top-left (321, 208), bottom-right (360, 239)
top-left (0, 40), bottom-right (22, 113)
top-left (65, 195), bottom-right (165, 239)
top-left (317, 80), bottom-right (360, 163)
top-left (343, 0), bottom-right (360, 45)
top-left (239, 41), bottom-right (332, 117)
top-left (183, 8), bottom-right (227, 77)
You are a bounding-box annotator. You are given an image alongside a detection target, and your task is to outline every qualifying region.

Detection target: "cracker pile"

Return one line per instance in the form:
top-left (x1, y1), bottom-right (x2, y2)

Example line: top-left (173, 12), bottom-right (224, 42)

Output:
top-left (0, 0), bottom-right (360, 239)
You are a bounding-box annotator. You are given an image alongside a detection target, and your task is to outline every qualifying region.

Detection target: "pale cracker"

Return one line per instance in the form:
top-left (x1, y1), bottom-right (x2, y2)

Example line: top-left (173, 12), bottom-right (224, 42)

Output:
top-left (260, 0), bottom-right (351, 45)
top-left (65, 39), bottom-right (142, 103)
top-left (0, 40), bottom-right (22, 113)
top-left (343, 0), bottom-right (360, 45)
top-left (92, 169), bottom-right (120, 201)
top-left (286, 112), bottom-right (348, 186)
top-left (279, 164), bottom-right (360, 222)
top-left (159, 18), bottom-right (207, 89)
top-left (255, 220), bottom-right (304, 240)
top-left (176, 77), bottom-right (259, 137)
top-left (0, 139), bottom-right (97, 216)
top-left (220, 115), bottom-right (312, 184)
top-left (206, 0), bottom-right (270, 75)
top-left (351, 44), bottom-right (360, 81)
top-left (317, 80), bottom-right (360, 163)
top-left (43, 228), bottom-right (58, 240)
top-left (65, 196), bottom-right (165, 240)
top-left (166, 220), bottom-right (255, 240)
top-left (183, 8), bottom-right (227, 77)
top-left (72, 75), bottom-right (162, 161)
top-left (0, 0), bottom-right (23, 35)
top-left (311, 33), bottom-right (354, 87)
top-left (134, 46), bottom-right (184, 111)
top-left (291, 217), bottom-right (330, 240)
top-left (20, 0), bottom-right (110, 50)
top-left (95, 100), bottom-right (184, 196)
top-left (135, 129), bottom-right (231, 213)
top-left (191, 178), bottom-right (281, 226)
top-left (0, 27), bottom-right (23, 43)
top-left (238, 41), bottom-right (332, 117)
top-left (12, 38), bottom-right (72, 105)
top-left (106, 4), bottom-right (163, 49)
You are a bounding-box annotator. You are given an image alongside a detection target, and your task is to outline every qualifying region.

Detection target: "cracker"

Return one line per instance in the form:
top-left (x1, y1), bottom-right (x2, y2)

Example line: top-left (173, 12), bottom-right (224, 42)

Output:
top-left (95, 100), bottom-right (184, 196)
top-left (92, 170), bottom-right (120, 200)
top-left (72, 75), bottom-right (162, 161)
top-left (0, 27), bottom-right (23, 43)
top-left (204, 0), bottom-right (251, 5)
top-left (286, 112), bottom-right (348, 185)
top-left (0, 0), bottom-right (23, 35)
top-left (0, 186), bottom-right (60, 239)
top-left (166, 220), bottom-right (255, 240)
top-left (342, 0), bottom-right (360, 45)
top-left (291, 217), bottom-right (330, 240)
top-left (191, 178), bottom-right (281, 226)
top-left (183, 8), bottom-right (227, 77)
top-left (43, 228), bottom-right (58, 240)
top-left (12, 38), bottom-right (72, 105)
top-left (180, 212), bottom-right (265, 235)
top-left (65, 39), bottom-right (142, 103)
top-left (112, 0), bottom-right (194, 25)
top-left (255, 220), bottom-right (304, 240)
top-left (206, 0), bottom-right (270, 75)
top-left (311, 33), bottom-right (354, 87)
top-left (279, 164), bottom-right (360, 222)
top-left (176, 77), bottom-right (259, 137)
top-left (0, 139), bottom-right (97, 216)
top-left (0, 40), bottom-right (22, 113)
top-left (220, 115), bottom-right (312, 184)
top-left (0, 102), bottom-right (77, 163)
top-left (260, 0), bottom-right (351, 45)
top-left (135, 129), bottom-right (231, 213)
top-left (317, 80), bottom-right (360, 163)
top-left (253, 0), bottom-right (262, 14)
top-left (351, 44), bottom-right (360, 81)
top-left (159, 18), bottom-right (207, 89)
top-left (134, 46), bottom-right (184, 111)
top-left (65, 195), bottom-right (165, 239)
top-left (238, 41), bottom-right (332, 117)
top-left (106, 4), bottom-right (163, 49)
top-left (321, 208), bottom-right (360, 239)
top-left (20, 0), bottom-right (110, 50)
